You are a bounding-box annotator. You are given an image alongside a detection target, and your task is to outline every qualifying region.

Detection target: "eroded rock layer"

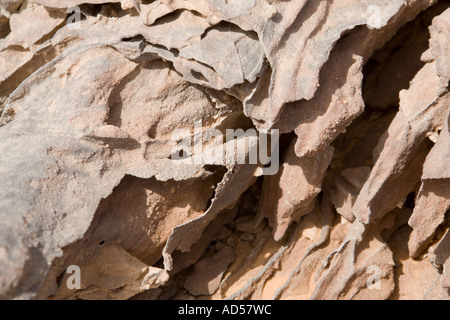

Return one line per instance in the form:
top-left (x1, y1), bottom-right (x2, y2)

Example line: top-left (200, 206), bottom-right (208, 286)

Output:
top-left (0, 0), bottom-right (449, 300)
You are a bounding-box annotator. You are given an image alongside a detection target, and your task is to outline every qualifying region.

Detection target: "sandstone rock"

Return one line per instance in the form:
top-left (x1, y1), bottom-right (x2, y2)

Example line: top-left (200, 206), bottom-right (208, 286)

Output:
top-left (353, 60), bottom-right (449, 224)
top-left (257, 139), bottom-right (333, 241)
top-left (183, 246), bottom-right (234, 296)
top-left (54, 244), bottom-right (169, 300)
top-left (0, 0), bottom-right (449, 301)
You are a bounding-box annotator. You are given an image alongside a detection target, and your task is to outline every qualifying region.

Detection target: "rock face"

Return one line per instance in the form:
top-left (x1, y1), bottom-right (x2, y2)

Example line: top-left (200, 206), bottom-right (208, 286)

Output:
top-left (0, 0), bottom-right (449, 300)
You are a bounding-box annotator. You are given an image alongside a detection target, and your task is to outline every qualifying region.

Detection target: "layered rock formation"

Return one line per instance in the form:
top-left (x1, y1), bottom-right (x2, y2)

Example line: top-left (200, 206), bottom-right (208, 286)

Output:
top-left (0, 0), bottom-right (449, 300)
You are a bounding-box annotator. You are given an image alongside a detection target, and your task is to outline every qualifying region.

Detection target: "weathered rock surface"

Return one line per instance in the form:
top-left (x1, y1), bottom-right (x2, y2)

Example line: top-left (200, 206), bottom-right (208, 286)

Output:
top-left (0, 0), bottom-right (449, 300)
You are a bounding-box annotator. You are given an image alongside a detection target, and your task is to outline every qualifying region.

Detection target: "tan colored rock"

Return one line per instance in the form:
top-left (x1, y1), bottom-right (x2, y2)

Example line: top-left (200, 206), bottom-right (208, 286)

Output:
top-left (257, 139), bottom-right (333, 241)
top-left (330, 166), bottom-right (371, 222)
top-left (310, 219), bottom-right (395, 300)
top-left (4, 5), bottom-right (66, 49)
top-left (430, 229), bottom-right (450, 289)
top-left (0, 0), bottom-right (449, 301)
top-left (353, 60), bottom-right (449, 224)
top-left (184, 246), bottom-right (234, 296)
top-left (54, 245), bottom-right (168, 300)
top-left (429, 8), bottom-right (450, 85)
